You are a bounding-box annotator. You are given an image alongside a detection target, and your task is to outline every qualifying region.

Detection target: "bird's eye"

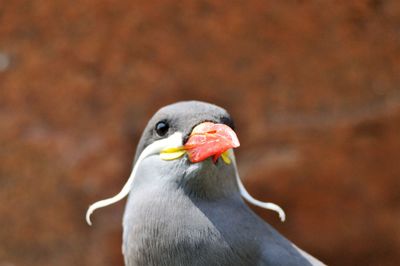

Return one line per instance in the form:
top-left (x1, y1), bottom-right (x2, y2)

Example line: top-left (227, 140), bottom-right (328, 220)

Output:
top-left (220, 116), bottom-right (235, 130)
top-left (155, 121), bottom-right (169, 136)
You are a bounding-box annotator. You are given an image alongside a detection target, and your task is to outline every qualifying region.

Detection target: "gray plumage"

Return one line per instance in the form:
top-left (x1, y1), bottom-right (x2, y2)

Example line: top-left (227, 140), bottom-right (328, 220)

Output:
top-left (122, 101), bottom-right (323, 266)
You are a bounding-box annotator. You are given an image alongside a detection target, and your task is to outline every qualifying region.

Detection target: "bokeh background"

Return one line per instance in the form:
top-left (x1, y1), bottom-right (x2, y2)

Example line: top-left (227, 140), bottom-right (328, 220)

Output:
top-left (1, 1), bottom-right (400, 265)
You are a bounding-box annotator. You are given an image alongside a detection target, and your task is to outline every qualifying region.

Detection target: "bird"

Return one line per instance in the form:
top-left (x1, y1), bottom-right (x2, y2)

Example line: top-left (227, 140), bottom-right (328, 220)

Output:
top-left (86, 100), bottom-right (325, 266)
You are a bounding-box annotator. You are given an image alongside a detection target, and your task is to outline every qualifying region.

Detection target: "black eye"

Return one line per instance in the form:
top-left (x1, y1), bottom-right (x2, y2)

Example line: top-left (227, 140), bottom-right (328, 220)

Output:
top-left (220, 116), bottom-right (235, 130)
top-left (155, 121), bottom-right (169, 136)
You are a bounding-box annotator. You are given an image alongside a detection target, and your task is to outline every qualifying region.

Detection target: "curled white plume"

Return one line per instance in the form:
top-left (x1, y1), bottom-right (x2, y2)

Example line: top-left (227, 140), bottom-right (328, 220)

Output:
top-left (229, 150), bottom-right (286, 222)
top-left (86, 133), bottom-right (285, 225)
top-left (85, 132), bottom-right (183, 225)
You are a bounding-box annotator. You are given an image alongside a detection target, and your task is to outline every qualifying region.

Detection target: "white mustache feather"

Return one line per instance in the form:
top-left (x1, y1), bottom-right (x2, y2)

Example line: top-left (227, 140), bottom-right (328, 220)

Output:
top-left (85, 132), bottom-right (183, 225)
top-left (228, 149), bottom-right (286, 222)
top-left (85, 133), bottom-right (285, 225)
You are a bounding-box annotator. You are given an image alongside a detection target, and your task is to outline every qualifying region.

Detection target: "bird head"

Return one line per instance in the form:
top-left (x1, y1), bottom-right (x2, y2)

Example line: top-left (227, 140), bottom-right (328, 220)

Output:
top-left (130, 101), bottom-right (240, 196)
top-left (85, 101), bottom-right (285, 225)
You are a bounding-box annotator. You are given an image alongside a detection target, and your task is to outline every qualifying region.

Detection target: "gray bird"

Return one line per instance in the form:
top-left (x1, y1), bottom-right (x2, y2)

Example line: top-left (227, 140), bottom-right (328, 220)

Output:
top-left (86, 101), bottom-right (324, 266)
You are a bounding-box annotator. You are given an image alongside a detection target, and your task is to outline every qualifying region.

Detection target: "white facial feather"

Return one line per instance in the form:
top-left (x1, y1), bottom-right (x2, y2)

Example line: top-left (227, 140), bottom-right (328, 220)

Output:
top-left (85, 132), bottom-right (285, 225)
top-left (228, 149), bottom-right (286, 222)
top-left (85, 132), bottom-right (183, 225)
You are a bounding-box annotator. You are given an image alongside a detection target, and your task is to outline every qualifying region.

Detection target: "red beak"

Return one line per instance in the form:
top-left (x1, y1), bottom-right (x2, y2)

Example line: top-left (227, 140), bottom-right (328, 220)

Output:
top-left (184, 122), bottom-right (240, 163)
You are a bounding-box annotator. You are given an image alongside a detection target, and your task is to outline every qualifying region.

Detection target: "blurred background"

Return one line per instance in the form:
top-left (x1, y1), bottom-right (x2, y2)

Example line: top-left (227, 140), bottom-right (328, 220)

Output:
top-left (1, 1), bottom-right (400, 265)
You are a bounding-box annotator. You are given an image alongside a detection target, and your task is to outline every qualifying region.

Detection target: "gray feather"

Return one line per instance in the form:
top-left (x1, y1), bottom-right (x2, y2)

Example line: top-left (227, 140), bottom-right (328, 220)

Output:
top-left (122, 101), bottom-right (324, 266)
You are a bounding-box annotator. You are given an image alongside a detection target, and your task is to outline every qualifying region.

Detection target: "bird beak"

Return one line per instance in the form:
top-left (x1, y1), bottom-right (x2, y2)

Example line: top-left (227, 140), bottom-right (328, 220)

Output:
top-left (184, 122), bottom-right (240, 163)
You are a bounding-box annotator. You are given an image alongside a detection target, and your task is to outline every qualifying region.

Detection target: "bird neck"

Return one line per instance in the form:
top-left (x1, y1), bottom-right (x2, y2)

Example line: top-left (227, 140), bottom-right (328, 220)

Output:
top-left (177, 159), bottom-right (239, 201)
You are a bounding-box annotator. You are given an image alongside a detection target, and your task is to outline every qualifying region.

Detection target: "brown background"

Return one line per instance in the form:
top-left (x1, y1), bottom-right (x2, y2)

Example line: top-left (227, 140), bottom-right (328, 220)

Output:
top-left (1, 1), bottom-right (400, 265)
